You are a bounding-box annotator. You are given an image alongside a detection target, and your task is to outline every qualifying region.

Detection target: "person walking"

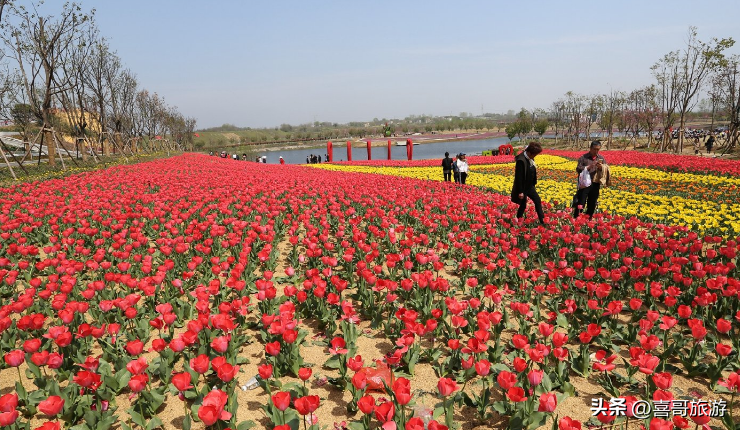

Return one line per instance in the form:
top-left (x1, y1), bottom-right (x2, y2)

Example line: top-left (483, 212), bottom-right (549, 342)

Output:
top-left (511, 142), bottom-right (545, 224)
top-left (456, 153), bottom-right (469, 184)
top-left (573, 141), bottom-right (607, 218)
top-left (441, 152), bottom-right (454, 182)
top-left (705, 134), bottom-right (715, 154)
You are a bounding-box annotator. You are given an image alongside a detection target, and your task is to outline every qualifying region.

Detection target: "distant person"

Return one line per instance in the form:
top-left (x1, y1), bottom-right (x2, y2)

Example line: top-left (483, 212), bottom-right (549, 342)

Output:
top-left (220, 151), bottom-right (227, 158)
top-left (318, 155), bottom-right (322, 163)
top-left (325, 153), bottom-right (329, 162)
top-left (256, 157), bottom-right (261, 162)
top-left (456, 153), bottom-right (469, 184)
top-left (452, 154), bottom-right (461, 183)
top-left (232, 153), bottom-right (238, 160)
top-left (306, 156), bottom-right (310, 164)
top-left (441, 152), bottom-right (453, 182)
top-left (511, 142), bottom-right (544, 225)
top-left (705, 134), bottom-right (715, 154)
top-left (573, 141), bottom-right (608, 218)
top-left (262, 156), bottom-right (267, 163)
top-left (242, 153), bottom-right (247, 160)
top-left (280, 156), bottom-right (285, 165)
top-left (209, 151), bottom-right (214, 156)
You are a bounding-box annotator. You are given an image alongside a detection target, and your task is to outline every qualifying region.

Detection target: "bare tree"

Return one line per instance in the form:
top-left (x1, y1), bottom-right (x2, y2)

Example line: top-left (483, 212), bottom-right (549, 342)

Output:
top-left (549, 100), bottom-right (566, 144)
top-left (717, 55), bottom-right (739, 153)
top-left (1, 1), bottom-right (95, 166)
top-left (564, 91), bottom-right (586, 147)
top-left (108, 68), bottom-right (138, 152)
top-left (653, 27), bottom-right (734, 153)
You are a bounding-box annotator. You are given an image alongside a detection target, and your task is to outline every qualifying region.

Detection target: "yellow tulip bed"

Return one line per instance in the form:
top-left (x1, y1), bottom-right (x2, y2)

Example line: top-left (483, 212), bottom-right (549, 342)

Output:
top-left (311, 155), bottom-right (740, 234)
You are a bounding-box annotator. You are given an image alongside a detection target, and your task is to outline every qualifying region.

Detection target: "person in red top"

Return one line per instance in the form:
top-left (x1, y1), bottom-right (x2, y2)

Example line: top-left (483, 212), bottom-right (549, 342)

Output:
top-left (279, 156), bottom-right (285, 165)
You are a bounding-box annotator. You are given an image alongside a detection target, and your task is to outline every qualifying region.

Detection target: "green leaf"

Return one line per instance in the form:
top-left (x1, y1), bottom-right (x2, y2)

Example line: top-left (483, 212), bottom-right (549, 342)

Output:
top-left (182, 413), bottom-right (192, 430)
top-left (25, 360), bottom-right (42, 379)
top-left (721, 410), bottom-right (736, 430)
top-left (556, 313), bottom-right (568, 328)
top-left (491, 401), bottom-right (508, 415)
top-left (96, 413), bottom-right (119, 430)
top-left (461, 392), bottom-right (477, 408)
top-left (526, 412), bottom-right (548, 430)
top-left (236, 420), bottom-right (256, 430)
top-left (127, 408), bottom-right (146, 429)
top-left (145, 416), bottom-right (163, 430)
top-left (323, 355), bottom-right (341, 369)
top-left (541, 373), bottom-right (553, 392)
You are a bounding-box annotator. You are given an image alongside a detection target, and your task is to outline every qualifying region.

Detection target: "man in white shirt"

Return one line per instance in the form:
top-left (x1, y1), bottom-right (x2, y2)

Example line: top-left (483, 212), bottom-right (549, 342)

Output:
top-left (456, 153), bottom-right (469, 184)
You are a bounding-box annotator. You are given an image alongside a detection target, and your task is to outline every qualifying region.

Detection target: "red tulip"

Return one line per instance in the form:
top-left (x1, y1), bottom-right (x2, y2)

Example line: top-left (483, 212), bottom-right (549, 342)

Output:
top-left (393, 377), bottom-right (412, 405)
top-left (23, 339), bottom-right (42, 353)
top-left (511, 334), bottom-right (529, 349)
top-left (506, 387), bottom-right (527, 402)
top-left (294, 395), bottom-right (320, 415)
top-left (271, 391), bottom-right (291, 412)
top-left (475, 359), bottom-right (491, 376)
top-left (352, 371), bottom-right (367, 390)
top-left (125, 339), bottom-right (144, 355)
top-left (258, 364), bottom-right (273, 379)
top-left (190, 354), bottom-right (210, 374)
top-left (357, 395), bottom-right (375, 414)
top-left (211, 335), bottom-right (230, 353)
top-left (298, 367), bottom-right (312, 381)
top-left (198, 390), bottom-right (231, 425)
top-left (558, 417), bottom-right (582, 430)
top-left (73, 370), bottom-right (101, 390)
top-left (717, 343), bottom-right (733, 357)
top-left (428, 421), bottom-right (448, 430)
top-left (652, 372), bottom-right (672, 390)
top-left (171, 372), bottom-right (193, 392)
top-left (527, 369), bottom-right (544, 386)
top-left (38, 396), bottom-right (64, 416)
top-left (497, 371), bottom-right (517, 390)
top-left (265, 341), bottom-right (281, 356)
top-left (347, 355), bottom-right (364, 372)
top-left (537, 392), bottom-right (557, 412)
top-left (128, 374), bottom-right (149, 393)
top-left (632, 353), bottom-right (659, 374)
top-left (374, 401), bottom-right (395, 423)
top-left (717, 318), bottom-right (732, 334)
top-left (0, 411), bottom-right (18, 427)
top-left (0, 393), bottom-right (18, 412)
top-left (216, 363), bottom-right (239, 382)
top-left (437, 377), bottom-right (458, 397)
top-left (406, 417), bottom-right (425, 430)
top-left (4, 350), bottom-right (24, 367)
top-left (34, 422), bottom-right (61, 430)
top-left (126, 357), bottom-right (148, 375)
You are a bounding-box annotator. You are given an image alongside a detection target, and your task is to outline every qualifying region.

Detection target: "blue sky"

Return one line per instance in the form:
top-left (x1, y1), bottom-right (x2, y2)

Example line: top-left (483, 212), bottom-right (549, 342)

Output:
top-left (89, 0), bottom-right (740, 128)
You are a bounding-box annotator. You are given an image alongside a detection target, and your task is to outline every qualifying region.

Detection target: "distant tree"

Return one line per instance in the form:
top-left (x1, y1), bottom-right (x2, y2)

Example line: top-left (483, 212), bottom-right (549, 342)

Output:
top-left (2, 1), bottom-right (95, 165)
top-left (10, 102), bottom-right (36, 140)
top-left (515, 108), bottom-right (532, 142)
top-left (533, 118), bottom-right (549, 138)
top-left (652, 27), bottom-right (734, 152)
top-left (505, 122), bottom-right (518, 142)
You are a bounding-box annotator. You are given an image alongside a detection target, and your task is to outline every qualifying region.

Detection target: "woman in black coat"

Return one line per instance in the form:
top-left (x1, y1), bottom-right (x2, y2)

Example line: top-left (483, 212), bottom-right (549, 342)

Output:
top-left (510, 142), bottom-right (545, 224)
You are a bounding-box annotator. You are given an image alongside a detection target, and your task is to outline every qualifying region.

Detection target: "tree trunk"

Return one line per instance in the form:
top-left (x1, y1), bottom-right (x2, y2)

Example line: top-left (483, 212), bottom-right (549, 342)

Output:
top-left (43, 124), bottom-right (55, 166)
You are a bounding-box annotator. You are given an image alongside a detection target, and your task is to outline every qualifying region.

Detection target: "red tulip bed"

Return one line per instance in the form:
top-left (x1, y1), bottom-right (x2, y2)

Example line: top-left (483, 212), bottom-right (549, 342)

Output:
top-left (330, 155), bottom-right (513, 168)
top-left (545, 150), bottom-right (740, 177)
top-left (1, 153), bottom-right (739, 430)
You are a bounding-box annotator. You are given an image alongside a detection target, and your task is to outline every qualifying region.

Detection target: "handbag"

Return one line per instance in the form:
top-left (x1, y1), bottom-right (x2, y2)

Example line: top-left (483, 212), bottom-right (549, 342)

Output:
top-left (578, 168), bottom-right (592, 189)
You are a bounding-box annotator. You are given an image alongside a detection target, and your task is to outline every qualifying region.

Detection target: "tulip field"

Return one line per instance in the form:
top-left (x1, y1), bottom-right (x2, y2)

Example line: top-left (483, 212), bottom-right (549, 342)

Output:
top-left (0, 152), bottom-right (739, 430)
